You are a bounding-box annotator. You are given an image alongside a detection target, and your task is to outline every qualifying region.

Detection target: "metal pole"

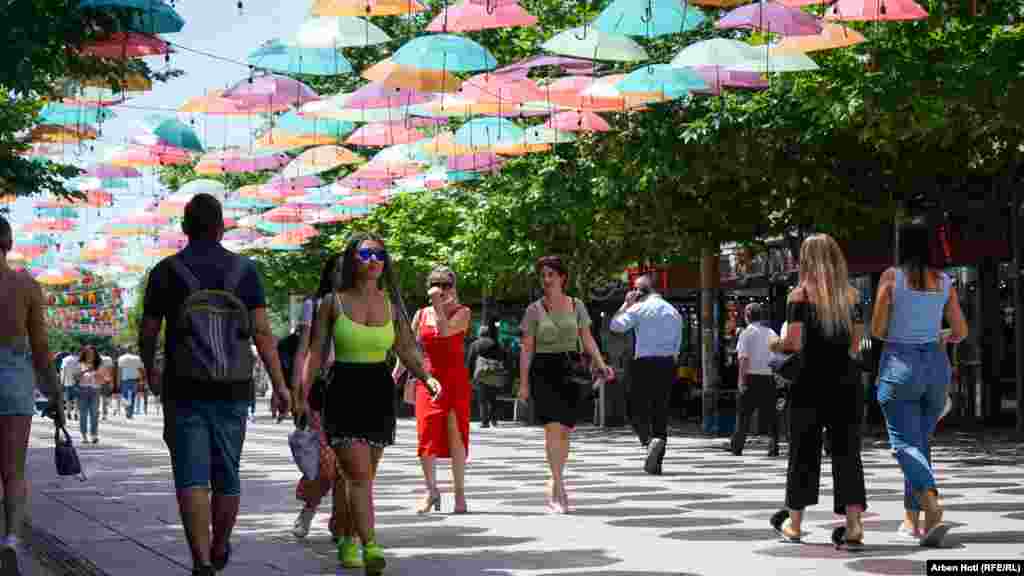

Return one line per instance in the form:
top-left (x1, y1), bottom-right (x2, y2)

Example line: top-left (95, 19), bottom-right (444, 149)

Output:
top-left (1014, 183), bottom-right (1024, 436)
top-left (701, 248), bottom-right (719, 432)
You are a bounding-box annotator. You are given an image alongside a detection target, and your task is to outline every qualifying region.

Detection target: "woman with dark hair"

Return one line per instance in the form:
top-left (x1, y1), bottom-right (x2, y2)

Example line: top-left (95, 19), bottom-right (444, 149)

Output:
top-left (871, 224), bottom-right (967, 547)
top-left (302, 233), bottom-right (438, 574)
top-left (466, 321), bottom-right (505, 429)
top-left (0, 214), bottom-right (62, 573)
top-left (406, 266), bottom-right (472, 515)
top-left (77, 345), bottom-right (103, 444)
top-left (519, 256), bottom-right (615, 514)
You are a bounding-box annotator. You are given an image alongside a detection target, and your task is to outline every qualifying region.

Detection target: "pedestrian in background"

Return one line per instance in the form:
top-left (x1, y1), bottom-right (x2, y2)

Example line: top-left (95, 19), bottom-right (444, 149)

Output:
top-left (466, 322), bottom-right (506, 429)
top-left (730, 303), bottom-right (781, 457)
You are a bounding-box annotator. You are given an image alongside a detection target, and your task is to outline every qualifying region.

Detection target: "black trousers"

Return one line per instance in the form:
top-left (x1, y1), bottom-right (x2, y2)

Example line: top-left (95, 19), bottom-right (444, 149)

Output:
top-left (476, 383), bottom-right (499, 424)
top-left (785, 367), bottom-right (867, 515)
top-left (629, 356), bottom-right (676, 445)
top-left (730, 375), bottom-right (779, 453)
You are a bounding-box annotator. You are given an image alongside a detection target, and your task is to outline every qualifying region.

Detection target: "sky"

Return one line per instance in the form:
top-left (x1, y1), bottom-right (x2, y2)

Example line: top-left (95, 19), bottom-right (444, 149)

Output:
top-left (9, 0), bottom-right (316, 256)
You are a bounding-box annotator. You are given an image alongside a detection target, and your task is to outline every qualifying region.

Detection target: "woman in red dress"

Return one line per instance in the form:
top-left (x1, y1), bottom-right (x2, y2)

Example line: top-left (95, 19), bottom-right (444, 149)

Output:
top-left (411, 266), bottom-right (471, 514)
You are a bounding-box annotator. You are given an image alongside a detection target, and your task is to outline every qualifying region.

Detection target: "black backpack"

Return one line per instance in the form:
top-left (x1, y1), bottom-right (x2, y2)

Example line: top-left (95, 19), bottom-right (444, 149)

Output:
top-left (277, 332), bottom-right (301, 389)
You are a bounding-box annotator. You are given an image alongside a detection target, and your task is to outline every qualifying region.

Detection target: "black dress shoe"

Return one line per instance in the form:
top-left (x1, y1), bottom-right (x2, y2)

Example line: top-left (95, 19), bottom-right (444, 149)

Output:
top-left (212, 542), bottom-right (231, 571)
top-left (192, 566), bottom-right (215, 576)
top-left (644, 438), bottom-right (665, 475)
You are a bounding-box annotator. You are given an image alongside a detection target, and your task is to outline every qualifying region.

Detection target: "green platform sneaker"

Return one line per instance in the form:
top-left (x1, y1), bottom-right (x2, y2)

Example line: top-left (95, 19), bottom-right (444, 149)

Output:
top-left (338, 537), bottom-right (364, 569)
top-left (362, 541), bottom-right (386, 575)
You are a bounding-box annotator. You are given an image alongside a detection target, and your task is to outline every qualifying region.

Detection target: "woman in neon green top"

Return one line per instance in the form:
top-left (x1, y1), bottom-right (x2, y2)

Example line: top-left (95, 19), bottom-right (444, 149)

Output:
top-left (302, 233), bottom-right (438, 575)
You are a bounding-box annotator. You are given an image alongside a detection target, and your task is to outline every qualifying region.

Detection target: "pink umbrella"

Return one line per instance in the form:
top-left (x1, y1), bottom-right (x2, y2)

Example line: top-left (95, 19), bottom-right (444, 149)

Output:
top-left (346, 82), bottom-right (434, 109)
top-left (459, 73), bottom-right (544, 104)
top-left (336, 177), bottom-right (393, 191)
top-left (351, 164), bottom-right (423, 179)
top-left (197, 149), bottom-right (290, 175)
top-left (262, 206), bottom-right (321, 224)
top-left (426, 0), bottom-right (537, 32)
top-left (85, 164), bottom-right (142, 178)
top-left (716, 1), bottom-right (823, 35)
top-left (264, 175), bottom-right (324, 191)
top-left (338, 194), bottom-right (388, 207)
top-left (545, 110), bottom-right (611, 132)
top-left (467, 0), bottom-right (520, 5)
top-left (825, 0), bottom-right (926, 20)
top-left (779, 0), bottom-right (834, 5)
top-left (447, 152), bottom-right (504, 172)
top-left (223, 74), bottom-right (319, 108)
top-left (691, 66), bottom-right (769, 95)
top-left (346, 122), bottom-right (427, 147)
top-left (80, 32), bottom-right (172, 59)
top-left (121, 213), bottom-right (171, 227)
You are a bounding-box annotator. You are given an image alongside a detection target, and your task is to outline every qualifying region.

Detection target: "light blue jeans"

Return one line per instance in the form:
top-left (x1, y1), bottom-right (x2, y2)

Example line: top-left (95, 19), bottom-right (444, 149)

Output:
top-left (877, 341), bottom-right (950, 511)
top-left (78, 387), bottom-right (100, 437)
top-left (121, 379), bottom-right (137, 418)
top-left (0, 345), bottom-right (35, 416)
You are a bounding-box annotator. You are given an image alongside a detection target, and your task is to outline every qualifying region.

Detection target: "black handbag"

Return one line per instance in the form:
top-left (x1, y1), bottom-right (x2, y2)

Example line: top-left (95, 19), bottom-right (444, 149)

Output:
top-left (55, 426), bottom-right (86, 481)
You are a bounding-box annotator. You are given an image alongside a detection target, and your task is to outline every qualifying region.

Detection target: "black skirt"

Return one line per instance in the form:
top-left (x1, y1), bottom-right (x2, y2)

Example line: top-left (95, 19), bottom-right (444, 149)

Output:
top-left (531, 353), bottom-right (579, 428)
top-left (323, 362), bottom-right (396, 449)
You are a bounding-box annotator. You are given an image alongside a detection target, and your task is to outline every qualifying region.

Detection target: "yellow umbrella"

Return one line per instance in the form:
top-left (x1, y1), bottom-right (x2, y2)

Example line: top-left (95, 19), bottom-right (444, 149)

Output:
top-left (414, 95), bottom-right (511, 118)
top-left (0, 195), bottom-right (15, 205)
top-left (256, 129), bottom-right (338, 150)
top-left (31, 124), bottom-right (97, 143)
top-left (362, 59), bottom-right (462, 93)
top-left (313, 0), bottom-right (427, 17)
top-left (770, 23), bottom-right (866, 55)
top-left (179, 91), bottom-right (254, 115)
top-left (80, 72), bottom-right (152, 92)
top-left (493, 142), bottom-right (551, 156)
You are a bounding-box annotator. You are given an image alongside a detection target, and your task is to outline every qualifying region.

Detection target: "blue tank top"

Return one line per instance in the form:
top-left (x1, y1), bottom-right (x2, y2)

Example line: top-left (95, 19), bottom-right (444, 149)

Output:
top-left (884, 268), bottom-right (950, 344)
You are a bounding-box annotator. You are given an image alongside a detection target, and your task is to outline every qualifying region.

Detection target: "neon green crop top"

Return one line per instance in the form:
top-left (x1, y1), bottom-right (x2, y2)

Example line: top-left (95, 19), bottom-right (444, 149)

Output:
top-left (333, 298), bottom-right (395, 364)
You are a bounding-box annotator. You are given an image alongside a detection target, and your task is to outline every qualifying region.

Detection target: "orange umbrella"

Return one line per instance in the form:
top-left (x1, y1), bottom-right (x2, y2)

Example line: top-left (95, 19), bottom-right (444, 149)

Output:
top-left (179, 91), bottom-right (255, 115)
top-left (312, 0), bottom-right (427, 17)
top-left (21, 219), bottom-right (76, 233)
top-left (770, 22), bottom-right (866, 55)
top-left (31, 124), bottom-right (98, 143)
top-left (0, 195), bottom-right (14, 205)
top-left (81, 72), bottom-right (152, 92)
top-left (362, 59), bottom-right (462, 93)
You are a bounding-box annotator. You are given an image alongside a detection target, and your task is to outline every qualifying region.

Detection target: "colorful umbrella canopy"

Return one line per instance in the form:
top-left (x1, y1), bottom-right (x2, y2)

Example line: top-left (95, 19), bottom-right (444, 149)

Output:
top-left (345, 82), bottom-right (435, 109)
top-left (34, 265), bottom-right (82, 286)
top-left (728, 51), bottom-right (819, 72)
top-left (825, 0), bottom-right (927, 21)
top-left (459, 73), bottom-right (544, 104)
top-left (281, 145), bottom-right (364, 178)
top-left (277, 110), bottom-right (355, 139)
top-left (716, 1), bottom-right (823, 36)
top-left (337, 194), bottom-right (388, 207)
top-left (30, 124), bottom-right (97, 143)
top-left (346, 122), bottom-right (428, 147)
top-left (261, 206), bottom-right (325, 224)
top-left (594, 0), bottom-right (705, 37)
top-left (545, 110), bottom-right (611, 132)
top-left (223, 74), bottom-right (320, 108)
top-left (616, 64), bottom-right (707, 97)
top-left (362, 59), bottom-right (463, 92)
top-left (391, 34), bottom-right (498, 72)
top-left (178, 91), bottom-right (257, 115)
top-left (179, 179), bottom-right (228, 198)
top-left (248, 40), bottom-right (354, 76)
top-left (80, 32), bottom-right (171, 59)
top-left (142, 115), bottom-right (204, 152)
top-left (39, 103), bottom-right (115, 126)
top-left (770, 22), bottom-right (865, 54)
top-left (196, 149), bottom-right (290, 175)
top-left (79, 0), bottom-right (185, 34)
top-left (446, 152), bottom-right (504, 172)
top-left (311, 0), bottom-right (427, 16)
top-left (21, 219), bottom-right (76, 233)
top-left (104, 143), bottom-right (193, 167)
top-left (670, 38), bottom-right (761, 68)
top-left (85, 164), bottom-right (141, 179)
top-left (425, 0), bottom-right (538, 33)
top-left (690, 66), bottom-right (769, 94)
top-left (542, 27), bottom-right (649, 62)
top-left (293, 16), bottom-right (391, 48)
top-left (255, 129), bottom-right (338, 150)
top-left (453, 117), bottom-right (526, 150)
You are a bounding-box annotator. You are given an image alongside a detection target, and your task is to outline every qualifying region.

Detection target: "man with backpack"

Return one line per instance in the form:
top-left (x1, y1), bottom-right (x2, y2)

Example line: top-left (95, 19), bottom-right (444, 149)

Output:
top-left (466, 322), bottom-right (507, 428)
top-left (139, 193), bottom-right (290, 576)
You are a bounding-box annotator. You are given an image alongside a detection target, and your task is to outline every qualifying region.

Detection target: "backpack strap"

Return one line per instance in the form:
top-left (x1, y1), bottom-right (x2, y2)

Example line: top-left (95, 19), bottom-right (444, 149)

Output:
top-left (168, 256), bottom-right (201, 295)
top-left (223, 257), bottom-right (248, 294)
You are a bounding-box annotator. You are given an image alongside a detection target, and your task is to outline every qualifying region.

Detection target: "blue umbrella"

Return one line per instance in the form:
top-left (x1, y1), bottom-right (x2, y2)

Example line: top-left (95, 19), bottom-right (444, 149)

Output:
top-left (39, 103), bottom-right (115, 126)
top-left (391, 34), bottom-right (497, 72)
top-left (616, 64), bottom-right (707, 97)
top-left (79, 0), bottom-right (185, 34)
top-left (224, 198), bottom-right (276, 211)
top-left (594, 0), bottom-right (705, 37)
top-left (142, 115), bottom-right (203, 152)
top-left (248, 40), bottom-right (354, 76)
top-left (454, 118), bottom-right (525, 149)
top-left (275, 110), bottom-right (354, 139)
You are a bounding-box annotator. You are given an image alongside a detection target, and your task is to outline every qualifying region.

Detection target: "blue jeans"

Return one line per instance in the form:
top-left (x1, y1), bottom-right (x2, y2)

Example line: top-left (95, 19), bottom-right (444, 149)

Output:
top-left (877, 342), bottom-right (950, 511)
top-left (78, 387), bottom-right (100, 437)
top-left (171, 400), bottom-right (249, 496)
top-left (0, 345), bottom-right (35, 416)
top-left (121, 380), bottom-right (137, 417)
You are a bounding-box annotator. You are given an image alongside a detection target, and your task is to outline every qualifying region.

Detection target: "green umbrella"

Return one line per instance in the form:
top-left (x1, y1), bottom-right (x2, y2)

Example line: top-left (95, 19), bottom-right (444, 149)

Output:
top-left (142, 115), bottom-right (203, 152)
top-left (594, 0), bottom-right (705, 37)
top-left (79, 0), bottom-right (185, 34)
top-left (542, 27), bottom-right (649, 62)
top-left (40, 103), bottom-right (115, 126)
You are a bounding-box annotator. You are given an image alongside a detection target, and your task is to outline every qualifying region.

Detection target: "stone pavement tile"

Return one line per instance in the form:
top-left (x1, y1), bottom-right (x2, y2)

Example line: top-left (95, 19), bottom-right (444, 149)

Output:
top-left (28, 494), bottom-right (120, 545)
top-left (70, 539), bottom-right (191, 576)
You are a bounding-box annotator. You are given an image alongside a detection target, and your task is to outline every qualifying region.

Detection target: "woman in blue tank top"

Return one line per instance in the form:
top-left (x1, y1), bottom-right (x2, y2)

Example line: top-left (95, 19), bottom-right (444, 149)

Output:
top-left (871, 224), bottom-right (968, 548)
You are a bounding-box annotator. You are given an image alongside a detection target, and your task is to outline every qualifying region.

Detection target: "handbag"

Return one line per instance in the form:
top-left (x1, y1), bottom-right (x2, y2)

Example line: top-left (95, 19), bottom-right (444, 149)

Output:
top-left (289, 414), bottom-right (321, 481)
top-left (308, 295), bottom-right (337, 414)
top-left (396, 307), bottom-right (429, 405)
top-left (55, 426), bottom-right (86, 481)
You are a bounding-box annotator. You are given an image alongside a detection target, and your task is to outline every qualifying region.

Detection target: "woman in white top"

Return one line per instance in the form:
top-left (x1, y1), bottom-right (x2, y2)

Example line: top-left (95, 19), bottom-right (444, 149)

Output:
top-left (77, 346), bottom-right (103, 444)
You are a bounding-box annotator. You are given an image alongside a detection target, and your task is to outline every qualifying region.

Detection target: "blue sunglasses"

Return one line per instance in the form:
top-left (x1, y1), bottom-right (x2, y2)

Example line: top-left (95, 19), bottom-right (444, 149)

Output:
top-left (357, 247), bottom-right (387, 262)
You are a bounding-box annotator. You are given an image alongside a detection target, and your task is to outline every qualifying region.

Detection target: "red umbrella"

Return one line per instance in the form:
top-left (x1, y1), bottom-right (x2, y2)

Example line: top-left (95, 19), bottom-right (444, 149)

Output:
top-left (80, 32), bottom-right (172, 59)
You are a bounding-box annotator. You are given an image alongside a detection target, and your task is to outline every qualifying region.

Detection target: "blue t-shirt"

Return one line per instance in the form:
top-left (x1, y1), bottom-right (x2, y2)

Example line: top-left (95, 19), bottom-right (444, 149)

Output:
top-left (143, 240), bottom-right (266, 401)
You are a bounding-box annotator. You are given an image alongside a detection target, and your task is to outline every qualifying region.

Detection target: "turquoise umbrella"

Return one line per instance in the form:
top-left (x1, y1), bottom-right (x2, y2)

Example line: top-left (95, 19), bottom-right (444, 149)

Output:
top-left (276, 110), bottom-right (354, 139)
top-left (616, 64), bottom-right (707, 97)
top-left (454, 118), bottom-right (525, 148)
top-left (101, 178), bottom-right (130, 189)
top-left (142, 115), bottom-right (203, 152)
top-left (36, 207), bottom-right (79, 218)
top-left (224, 198), bottom-right (276, 211)
top-left (79, 0), bottom-right (185, 34)
top-left (594, 0), bottom-right (705, 37)
top-left (727, 52), bottom-right (820, 73)
top-left (39, 103), bottom-right (115, 126)
top-left (391, 34), bottom-right (497, 72)
top-left (248, 40), bottom-right (354, 76)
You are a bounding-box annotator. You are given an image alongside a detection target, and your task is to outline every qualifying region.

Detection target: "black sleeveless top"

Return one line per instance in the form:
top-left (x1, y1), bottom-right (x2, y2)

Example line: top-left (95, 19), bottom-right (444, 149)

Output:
top-left (786, 299), bottom-right (863, 413)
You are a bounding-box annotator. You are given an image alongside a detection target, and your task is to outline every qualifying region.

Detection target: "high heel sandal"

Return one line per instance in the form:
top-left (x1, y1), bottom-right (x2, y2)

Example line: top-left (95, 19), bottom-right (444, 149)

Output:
top-left (453, 496), bottom-right (469, 515)
top-left (416, 491), bottom-right (441, 514)
top-left (770, 509), bottom-right (803, 543)
top-left (558, 486), bottom-right (570, 514)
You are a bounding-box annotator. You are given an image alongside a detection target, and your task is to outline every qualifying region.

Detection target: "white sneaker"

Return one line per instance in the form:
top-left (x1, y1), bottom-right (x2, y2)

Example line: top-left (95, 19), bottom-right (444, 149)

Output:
top-left (896, 524), bottom-right (921, 541)
top-left (292, 507), bottom-right (316, 538)
top-left (940, 394), bottom-right (952, 421)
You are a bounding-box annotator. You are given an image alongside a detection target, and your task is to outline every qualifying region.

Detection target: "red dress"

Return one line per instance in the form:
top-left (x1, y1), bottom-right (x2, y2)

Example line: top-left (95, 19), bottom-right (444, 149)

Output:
top-left (416, 306), bottom-right (471, 458)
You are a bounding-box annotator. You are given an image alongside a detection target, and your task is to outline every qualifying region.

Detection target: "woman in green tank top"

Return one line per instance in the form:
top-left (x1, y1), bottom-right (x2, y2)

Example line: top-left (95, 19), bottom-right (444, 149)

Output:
top-left (301, 233), bottom-right (438, 574)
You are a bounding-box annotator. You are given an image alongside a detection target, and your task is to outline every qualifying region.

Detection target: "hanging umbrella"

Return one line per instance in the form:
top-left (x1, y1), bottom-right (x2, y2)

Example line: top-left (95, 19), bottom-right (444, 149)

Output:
top-left (39, 103), bottom-right (115, 126)
top-left (85, 164), bottom-right (141, 179)
top-left (426, 0), bottom-right (538, 33)
top-left (311, 0), bottom-right (427, 16)
top-left (391, 34), bottom-right (497, 72)
top-left (408, 95), bottom-right (510, 118)
top-left (346, 122), bottom-right (428, 147)
top-left (281, 145), bottom-right (364, 178)
top-left (459, 73), bottom-right (544, 104)
top-left (299, 97), bottom-right (412, 123)
top-left (179, 179), bottom-right (228, 198)
top-left (293, 16), bottom-right (390, 48)
top-left (716, 1), bottom-right (823, 36)
top-left (78, 0), bottom-right (185, 34)
top-left (196, 149), bottom-right (290, 175)
top-left (261, 206), bottom-right (323, 224)
top-left (770, 22), bottom-right (865, 54)
top-left (338, 194), bottom-right (388, 207)
top-left (688, 0), bottom-right (746, 5)
top-left (345, 83), bottom-right (435, 110)
top-left (179, 91), bottom-right (258, 115)
top-left (780, 0), bottom-right (835, 5)
top-left (248, 40), bottom-right (353, 76)
top-left (446, 152), bottom-right (504, 172)
top-left (545, 110), bottom-right (611, 132)
top-left (30, 124), bottom-right (97, 143)
top-left (34, 206), bottom-right (79, 219)
top-left (728, 52), bottom-right (819, 72)
top-left (670, 38), bottom-right (761, 69)
top-left (453, 118), bottom-right (526, 149)
top-left (21, 219), bottom-right (76, 233)
top-left (349, 163), bottom-right (423, 180)
top-left (825, 0), bottom-right (927, 21)
top-left (224, 197), bottom-right (277, 211)
top-left (142, 115), bottom-right (204, 152)
top-left (34, 266), bottom-right (82, 286)
top-left (80, 32), bottom-right (171, 59)
top-left (362, 58), bottom-right (463, 93)
top-left (255, 129), bottom-right (338, 150)
top-left (277, 110), bottom-right (355, 140)
top-left (104, 143), bottom-right (193, 167)
top-left (336, 176), bottom-right (394, 191)
top-left (223, 74), bottom-right (320, 109)
top-left (542, 27), bottom-right (649, 62)
top-left (594, 0), bottom-right (705, 37)
top-left (616, 64), bottom-right (707, 97)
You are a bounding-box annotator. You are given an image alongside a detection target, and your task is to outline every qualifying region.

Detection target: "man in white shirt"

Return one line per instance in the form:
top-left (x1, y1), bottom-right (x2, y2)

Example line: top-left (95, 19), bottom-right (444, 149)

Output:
top-left (730, 303), bottom-right (781, 457)
top-left (610, 274), bottom-right (683, 475)
top-left (61, 353), bottom-right (80, 421)
top-left (117, 348), bottom-right (144, 419)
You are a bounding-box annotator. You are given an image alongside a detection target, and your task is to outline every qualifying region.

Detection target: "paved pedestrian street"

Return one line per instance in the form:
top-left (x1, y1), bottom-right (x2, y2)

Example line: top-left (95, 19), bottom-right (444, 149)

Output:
top-left (22, 409), bottom-right (1024, 576)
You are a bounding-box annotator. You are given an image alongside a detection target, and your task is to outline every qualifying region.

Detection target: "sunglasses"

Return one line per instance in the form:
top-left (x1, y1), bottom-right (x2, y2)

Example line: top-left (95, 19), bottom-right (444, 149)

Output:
top-left (429, 282), bottom-right (453, 290)
top-left (357, 248), bottom-right (387, 262)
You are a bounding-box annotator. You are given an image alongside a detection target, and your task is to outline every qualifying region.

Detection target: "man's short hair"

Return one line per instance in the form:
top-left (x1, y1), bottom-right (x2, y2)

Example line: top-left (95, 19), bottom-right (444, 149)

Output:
top-left (745, 302), bottom-right (762, 322)
top-left (182, 193), bottom-right (224, 241)
top-left (0, 215), bottom-right (12, 253)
